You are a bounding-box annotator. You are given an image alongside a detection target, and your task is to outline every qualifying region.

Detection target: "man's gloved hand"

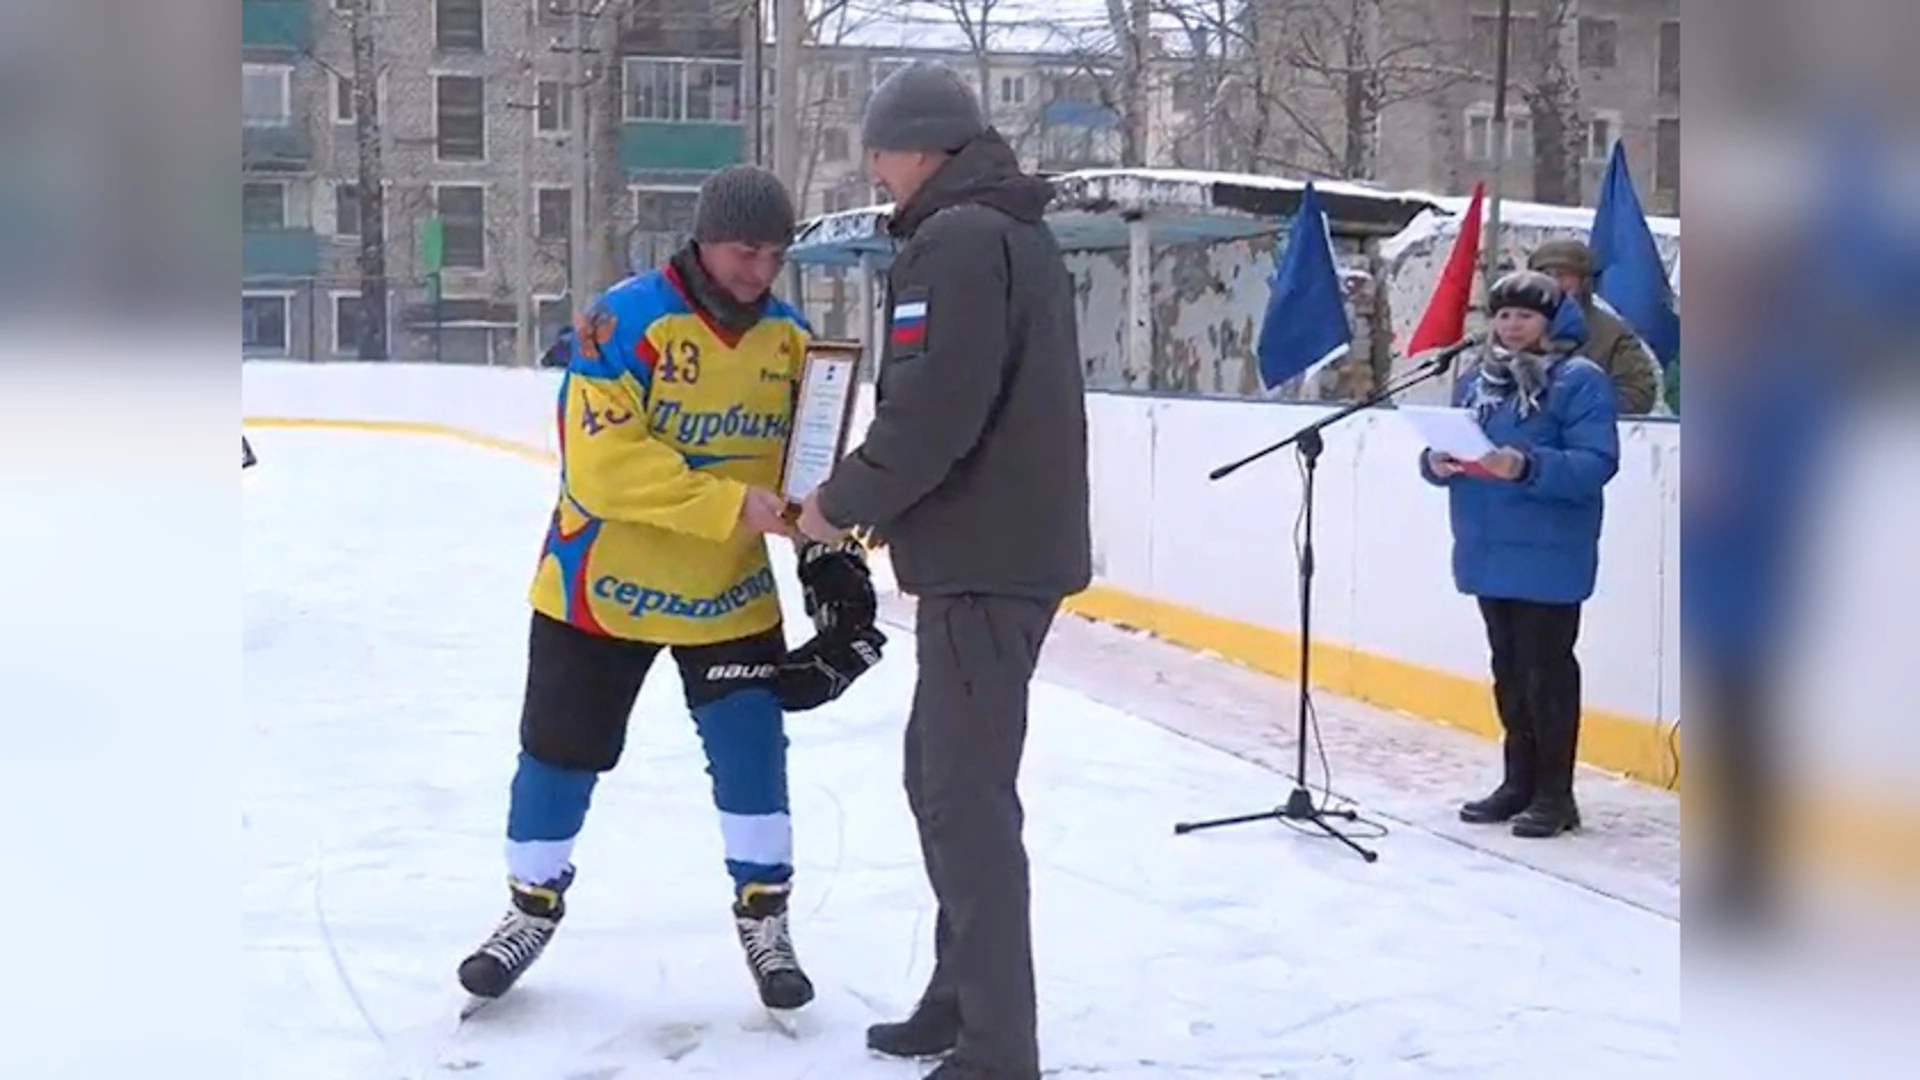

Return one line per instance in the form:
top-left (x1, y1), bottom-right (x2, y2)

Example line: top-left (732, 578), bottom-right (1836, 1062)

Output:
top-left (776, 626), bottom-right (886, 712)
top-left (796, 538), bottom-right (877, 636)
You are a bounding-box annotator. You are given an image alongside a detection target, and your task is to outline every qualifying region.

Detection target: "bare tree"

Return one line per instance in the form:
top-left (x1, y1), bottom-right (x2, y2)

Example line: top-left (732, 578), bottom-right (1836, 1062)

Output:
top-left (1244, 0), bottom-right (1475, 182)
top-left (1102, 0), bottom-right (1152, 165)
top-left (1151, 0), bottom-right (1274, 172)
top-left (311, 1), bottom-right (390, 360)
top-left (794, 1), bottom-right (879, 210)
top-left (1521, 0), bottom-right (1584, 205)
top-left (919, 0), bottom-right (1005, 126)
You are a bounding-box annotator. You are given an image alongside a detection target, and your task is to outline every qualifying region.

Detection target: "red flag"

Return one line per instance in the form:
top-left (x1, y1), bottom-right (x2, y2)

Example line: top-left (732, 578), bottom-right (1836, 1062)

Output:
top-left (1404, 183), bottom-right (1485, 355)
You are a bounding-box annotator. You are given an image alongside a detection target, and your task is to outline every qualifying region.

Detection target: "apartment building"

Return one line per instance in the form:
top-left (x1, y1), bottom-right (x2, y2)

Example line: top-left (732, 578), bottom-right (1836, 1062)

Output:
top-left (241, 0), bottom-right (752, 362)
top-left (1236, 0), bottom-right (1679, 212)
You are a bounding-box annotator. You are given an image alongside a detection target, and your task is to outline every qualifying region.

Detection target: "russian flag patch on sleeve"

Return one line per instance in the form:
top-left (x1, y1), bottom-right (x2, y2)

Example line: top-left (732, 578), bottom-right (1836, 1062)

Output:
top-left (889, 297), bottom-right (929, 351)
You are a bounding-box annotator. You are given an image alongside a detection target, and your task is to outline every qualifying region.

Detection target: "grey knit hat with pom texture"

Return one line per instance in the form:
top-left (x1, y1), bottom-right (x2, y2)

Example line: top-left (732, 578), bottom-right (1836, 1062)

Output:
top-left (862, 61), bottom-right (987, 152)
top-left (692, 164), bottom-right (797, 246)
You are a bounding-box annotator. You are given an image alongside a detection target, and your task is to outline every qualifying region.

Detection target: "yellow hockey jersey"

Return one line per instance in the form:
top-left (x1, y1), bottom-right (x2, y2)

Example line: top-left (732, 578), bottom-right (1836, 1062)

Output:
top-left (528, 264), bottom-right (808, 646)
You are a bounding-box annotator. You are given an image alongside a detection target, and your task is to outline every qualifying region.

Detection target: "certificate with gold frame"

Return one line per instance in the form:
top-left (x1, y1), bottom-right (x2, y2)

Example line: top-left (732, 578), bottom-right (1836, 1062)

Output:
top-left (778, 339), bottom-right (863, 514)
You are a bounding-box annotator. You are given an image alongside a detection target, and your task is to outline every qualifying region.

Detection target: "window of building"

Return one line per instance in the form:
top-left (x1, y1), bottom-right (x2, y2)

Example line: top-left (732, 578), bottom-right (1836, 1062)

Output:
top-left (1657, 21), bottom-right (1680, 96)
top-left (537, 187), bottom-right (571, 242)
top-left (536, 79), bottom-right (571, 134)
top-left (999, 74), bottom-right (1026, 106)
top-left (826, 68), bottom-right (853, 101)
top-left (436, 184), bottom-right (487, 269)
top-left (536, 295), bottom-right (571, 345)
top-left (1469, 14), bottom-right (1540, 72)
top-left (822, 187), bottom-right (853, 215)
top-left (332, 292), bottom-right (365, 354)
top-left (630, 187), bottom-right (700, 269)
top-left (435, 0), bottom-right (484, 52)
top-left (332, 73), bottom-right (380, 126)
top-left (242, 293), bottom-right (291, 353)
top-left (335, 183), bottom-right (361, 237)
top-left (1655, 116), bottom-right (1681, 195)
top-left (821, 126), bottom-right (850, 162)
top-left (242, 64), bottom-right (291, 127)
top-left (242, 181), bottom-right (286, 229)
top-left (435, 75), bottom-right (486, 161)
top-left (1464, 105), bottom-right (1533, 161)
top-left (1578, 18), bottom-right (1617, 69)
top-left (1586, 112), bottom-right (1621, 161)
top-left (623, 59), bottom-right (743, 123)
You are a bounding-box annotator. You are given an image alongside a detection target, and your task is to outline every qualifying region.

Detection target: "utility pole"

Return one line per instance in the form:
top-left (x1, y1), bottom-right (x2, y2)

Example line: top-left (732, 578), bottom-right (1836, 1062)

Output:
top-left (746, 3), bottom-right (765, 167)
top-left (1483, 0), bottom-right (1514, 292)
top-left (772, 0), bottom-right (804, 192)
top-left (568, 1), bottom-right (592, 310)
top-left (513, 49), bottom-right (537, 368)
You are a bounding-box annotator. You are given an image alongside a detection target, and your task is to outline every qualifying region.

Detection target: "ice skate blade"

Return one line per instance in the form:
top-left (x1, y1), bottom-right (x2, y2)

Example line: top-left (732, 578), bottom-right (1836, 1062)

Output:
top-left (764, 1007), bottom-right (804, 1038)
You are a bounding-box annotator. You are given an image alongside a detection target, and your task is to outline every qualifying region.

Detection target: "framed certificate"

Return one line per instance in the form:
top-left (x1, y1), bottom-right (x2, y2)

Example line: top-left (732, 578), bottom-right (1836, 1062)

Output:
top-left (778, 339), bottom-right (864, 513)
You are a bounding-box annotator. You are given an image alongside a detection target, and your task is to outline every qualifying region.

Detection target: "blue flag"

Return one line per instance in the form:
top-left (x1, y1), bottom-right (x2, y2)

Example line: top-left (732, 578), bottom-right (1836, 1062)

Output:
top-left (1256, 182), bottom-right (1352, 392)
top-left (1591, 143), bottom-right (1680, 366)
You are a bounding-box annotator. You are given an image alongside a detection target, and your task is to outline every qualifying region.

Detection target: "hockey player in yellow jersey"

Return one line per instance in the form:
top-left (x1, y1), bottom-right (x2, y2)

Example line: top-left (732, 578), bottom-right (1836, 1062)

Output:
top-left (459, 165), bottom-right (887, 1013)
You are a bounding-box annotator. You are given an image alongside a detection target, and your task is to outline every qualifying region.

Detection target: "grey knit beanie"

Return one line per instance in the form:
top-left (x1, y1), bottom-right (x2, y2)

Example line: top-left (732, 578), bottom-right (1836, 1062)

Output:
top-left (692, 164), bottom-right (796, 246)
top-left (861, 61), bottom-right (987, 153)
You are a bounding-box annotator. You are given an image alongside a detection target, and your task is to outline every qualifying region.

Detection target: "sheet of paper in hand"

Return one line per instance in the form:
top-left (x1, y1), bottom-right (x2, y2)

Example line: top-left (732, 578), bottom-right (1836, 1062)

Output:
top-left (1399, 406), bottom-right (1497, 461)
top-left (779, 340), bottom-right (864, 513)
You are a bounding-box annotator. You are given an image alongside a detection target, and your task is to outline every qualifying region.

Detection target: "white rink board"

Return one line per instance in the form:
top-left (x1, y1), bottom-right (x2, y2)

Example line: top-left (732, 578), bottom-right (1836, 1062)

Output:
top-left (243, 362), bottom-right (1680, 727)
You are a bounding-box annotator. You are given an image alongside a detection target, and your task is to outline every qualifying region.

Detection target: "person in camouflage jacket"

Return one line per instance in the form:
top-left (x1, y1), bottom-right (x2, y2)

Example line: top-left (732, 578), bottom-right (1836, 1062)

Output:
top-left (1528, 239), bottom-right (1664, 416)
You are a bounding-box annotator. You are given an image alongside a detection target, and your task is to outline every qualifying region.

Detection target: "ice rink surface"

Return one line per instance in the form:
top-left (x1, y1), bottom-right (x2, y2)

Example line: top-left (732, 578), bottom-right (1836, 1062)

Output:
top-left (242, 429), bottom-right (1679, 1079)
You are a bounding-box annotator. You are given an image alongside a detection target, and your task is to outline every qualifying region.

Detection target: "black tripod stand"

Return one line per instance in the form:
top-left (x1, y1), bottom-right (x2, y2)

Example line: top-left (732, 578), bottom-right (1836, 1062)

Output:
top-left (1172, 339), bottom-right (1475, 862)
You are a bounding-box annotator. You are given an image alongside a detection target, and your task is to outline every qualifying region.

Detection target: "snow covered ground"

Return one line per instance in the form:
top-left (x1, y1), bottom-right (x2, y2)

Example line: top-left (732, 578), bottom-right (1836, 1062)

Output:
top-left (242, 428), bottom-right (1680, 1079)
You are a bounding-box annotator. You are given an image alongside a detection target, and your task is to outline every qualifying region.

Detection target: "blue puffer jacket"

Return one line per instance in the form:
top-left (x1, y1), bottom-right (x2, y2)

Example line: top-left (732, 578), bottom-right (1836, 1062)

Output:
top-left (1419, 349), bottom-right (1622, 605)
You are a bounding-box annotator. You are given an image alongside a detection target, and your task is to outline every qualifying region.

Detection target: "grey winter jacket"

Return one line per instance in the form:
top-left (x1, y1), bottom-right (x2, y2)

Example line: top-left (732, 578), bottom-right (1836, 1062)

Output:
top-left (816, 130), bottom-right (1092, 601)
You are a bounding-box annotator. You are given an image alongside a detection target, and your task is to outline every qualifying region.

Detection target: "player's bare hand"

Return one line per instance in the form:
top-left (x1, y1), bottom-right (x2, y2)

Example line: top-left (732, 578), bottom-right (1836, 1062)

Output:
top-left (740, 487), bottom-right (796, 538)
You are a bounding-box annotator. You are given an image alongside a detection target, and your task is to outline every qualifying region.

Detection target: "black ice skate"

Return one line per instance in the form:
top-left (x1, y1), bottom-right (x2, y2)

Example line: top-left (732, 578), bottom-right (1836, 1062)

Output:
top-left (457, 868), bottom-right (573, 1000)
top-left (734, 882), bottom-right (815, 1011)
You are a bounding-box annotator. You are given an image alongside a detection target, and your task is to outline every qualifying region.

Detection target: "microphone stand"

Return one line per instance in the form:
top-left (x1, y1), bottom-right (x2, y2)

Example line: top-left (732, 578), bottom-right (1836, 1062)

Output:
top-left (1173, 338), bottom-right (1476, 862)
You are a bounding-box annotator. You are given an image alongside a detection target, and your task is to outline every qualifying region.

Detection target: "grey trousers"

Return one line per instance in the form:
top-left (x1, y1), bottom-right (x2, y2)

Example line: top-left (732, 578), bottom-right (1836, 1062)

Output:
top-left (906, 593), bottom-right (1058, 1079)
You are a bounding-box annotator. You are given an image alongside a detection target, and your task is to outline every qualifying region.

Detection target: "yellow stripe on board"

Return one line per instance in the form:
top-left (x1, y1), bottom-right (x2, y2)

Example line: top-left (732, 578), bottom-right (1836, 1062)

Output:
top-left (1062, 583), bottom-right (1682, 792)
top-left (244, 415), bottom-right (559, 465)
top-left (245, 413), bottom-right (1679, 791)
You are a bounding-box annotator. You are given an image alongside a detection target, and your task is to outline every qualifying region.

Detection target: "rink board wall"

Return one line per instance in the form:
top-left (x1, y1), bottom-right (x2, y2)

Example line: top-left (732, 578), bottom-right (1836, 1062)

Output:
top-left (243, 362), bottom-right (1681, 789)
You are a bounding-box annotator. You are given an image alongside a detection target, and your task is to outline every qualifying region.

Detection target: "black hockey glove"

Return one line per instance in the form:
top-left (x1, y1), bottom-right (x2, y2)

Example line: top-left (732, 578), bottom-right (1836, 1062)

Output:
top-left (796, 538), bottom-right (877, 636)
top-left (776, 626), bottom-right (887, 712)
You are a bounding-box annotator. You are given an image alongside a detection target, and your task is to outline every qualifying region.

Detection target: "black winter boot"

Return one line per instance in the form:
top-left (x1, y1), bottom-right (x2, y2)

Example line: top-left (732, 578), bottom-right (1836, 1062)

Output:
top-left (1511, 795), bottom-right (1582, 838)
top-left (866, 996), bottom-right (961, 1060)
top-left (1460, 735), bottom-right (1536, 823)
top-left (1459, 784), bottom-right (1532, 824)
top-left (924, 1055), bottom-right (1039, 1079)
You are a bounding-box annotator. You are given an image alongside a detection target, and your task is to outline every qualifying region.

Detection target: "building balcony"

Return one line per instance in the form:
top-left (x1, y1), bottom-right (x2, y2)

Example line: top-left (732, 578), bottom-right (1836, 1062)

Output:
top-left (242, 0), bottom-right (310, 52)
top-left (1041, 99), bottom-right (1121, 130)
top-left (243, 228), bottom-right (320, 278)
top-left (242, 124), bottom-right (314, 172)
top-left (621, 121), bottom-right (745, 174)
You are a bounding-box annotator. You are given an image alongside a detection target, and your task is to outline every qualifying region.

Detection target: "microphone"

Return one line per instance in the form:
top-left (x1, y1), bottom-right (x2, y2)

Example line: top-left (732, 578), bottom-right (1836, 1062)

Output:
top-left (1419, 335), bottom-right (1481, 374)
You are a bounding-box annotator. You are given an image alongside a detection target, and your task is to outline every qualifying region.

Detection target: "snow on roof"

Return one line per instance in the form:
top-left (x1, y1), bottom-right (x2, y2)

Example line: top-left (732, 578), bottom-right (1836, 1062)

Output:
top-left (810, 1), bottom-right (1114, 57)
top-left (1059, 167), bottom-right (1427, 207)
top-left (1378, 196), bottom-right (1683, 263)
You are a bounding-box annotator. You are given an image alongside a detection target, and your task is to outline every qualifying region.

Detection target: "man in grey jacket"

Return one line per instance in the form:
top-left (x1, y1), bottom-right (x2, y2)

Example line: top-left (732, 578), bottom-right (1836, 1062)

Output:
top-left (795, 61), bottom-right (1090, 1080)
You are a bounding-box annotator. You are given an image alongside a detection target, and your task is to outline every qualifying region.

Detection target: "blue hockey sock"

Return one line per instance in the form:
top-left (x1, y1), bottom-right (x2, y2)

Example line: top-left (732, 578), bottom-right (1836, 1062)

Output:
top-left (689, 688), bottom-right (794, 896)
top-left (505, 750), bottom-right (598, 885)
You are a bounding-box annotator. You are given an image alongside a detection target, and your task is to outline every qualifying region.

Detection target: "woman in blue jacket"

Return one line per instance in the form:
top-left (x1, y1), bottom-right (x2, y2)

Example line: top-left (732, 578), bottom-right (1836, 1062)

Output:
top-left (1421, 271), bottom-right (1621, 838)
